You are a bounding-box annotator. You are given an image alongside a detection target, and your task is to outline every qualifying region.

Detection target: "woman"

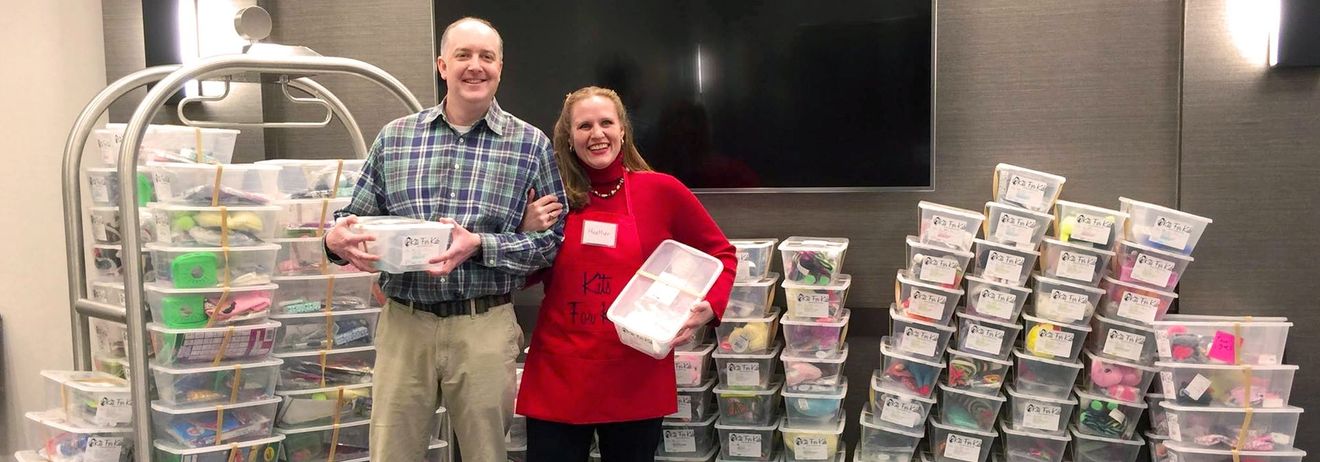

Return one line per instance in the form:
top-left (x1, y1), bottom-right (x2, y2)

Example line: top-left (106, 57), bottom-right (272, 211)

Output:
top-left (515, 86), bottom-right (738, 461)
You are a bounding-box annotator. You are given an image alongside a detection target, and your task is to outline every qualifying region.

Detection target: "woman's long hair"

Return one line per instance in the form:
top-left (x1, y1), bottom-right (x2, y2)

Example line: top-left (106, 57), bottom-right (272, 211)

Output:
top-left (552, 86), bottom-right (652, 209)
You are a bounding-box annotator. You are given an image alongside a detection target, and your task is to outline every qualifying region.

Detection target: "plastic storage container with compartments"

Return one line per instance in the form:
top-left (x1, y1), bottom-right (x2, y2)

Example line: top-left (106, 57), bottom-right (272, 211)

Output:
top-left (728, 273), bottom-right (779, 318)
top-left (270, 273), bottom-right (376, 315)
top-left (782, 343), bottom-right (848, 394)
top-left (998, 423), bottom-right (1069, 462)
top-left (731, 239), bottom-right (778, 282)
top-left (1021, 313), bottom-right (1090, 360)
top-left (1028, 274), bottom-right (1106, 326)
top-left (953, 311), bottom-right (1021, 360)
top-left (150, 397), bottom-right (280, 449)
top-left (272, 345), bottom-right (375, 391)
top-left (40, 370), bottom-right (131, 428)
top-left (869, 373), bottom-right (935, 431)
top-left (917, 202), bottom-right (985, 252)
top-left (1159, 402), bottom-right (1302, 450)
top-left (1088, 315), bottom-right (1158, 363)
top-left (715, 381), bottom-right (784, 426)
top-left (256, 159), bottom-right (365, 200)
top-left (713, 345), bottom-right (782, 390)
top-left (1038, 238), bottom-right (1114, 286)
top-left (857, 406), bottom-right (924, 462)
top-left (779, 418), bottom-right (845, 462)
top-left (1053, 200), bottom-right (1128, 250)
top-left (270, 307), bottom-right (381, 353)
top-left (1118, 198), bottom-right (1212, 256)
top-left (1080, 349), bottom-right (1159, 403)
top-left (348, 216), bottom-right (454, 274)
top-left (1098, 276), bottom-right (1178, 325)
top-left (1156, 362), bottom-right (1296, 408)
top-left (1073, 388), bottom-right (1146, 439)
top-left (1011, 349), bottom-right (1082, 400)
top-left (983, 202), bottom-right (1053, 250)
top-left (274, 418), bottom-right (370, 462)
top-left (150, 359), bottom-right (281, 407)
top-left (962, 275), bottom-right (1030, 324)
top-left (895, 270), bottom-right (963, 325)
top-left (149, 162), bottom-right (280, 206)
top-left (660, 413), bottom-right (718, 457)
top-left (716, 308), bottom-right (782, 355)
top-left (1070, 426), bottom-right (1144, 462)
top-left (906, 236), bottom-right (974, 288)
top-left (1162, 441), bottom-right (1306, 462)
top-left (146, 243), bottom-right (279, 288)
top-left (936, 384), bottom-right (1005, 432)
top-left (24, 410), bottom-right (133, 462)
top-left (148, 321), bottom-right (279, 366)
top-left (1003, 385), bottom-right (1075, 435)
top-left (928, 417), bottom-right (996, 462)
top-left (993, 164), bottom-right (1066, 213)
top-left (607, 240), bottom-right (725, 359)
top-left (145, 283), bottom-right (277, 328)
top-left (943, 347), bottom-right (1011, 394)
top-left (675, 343), bottom-right (716, 387)
top-left (971, 239), bottom-right (1039, 287)
top-left (275, 383), bottom-right (373, 429)
top-left (1109, 240), bottom-right (1194, 291)
top-left (271, 198), bottom-right (352, 237)
top-left (878, 337), bottom-right (946, 399)
top-left (1152, 318), bottom-right (1291, 366)
top-left (272, 238), bottom-right (366, 276)
top-left (86, 167), bottom-right (155, 207)
top-left (149, 204), bottom-right (280, 247)
top-left (153, 435), bottom-right (284, 462)
top-left (781, 310), bottom-right (849, 357)
top-left (783, 381), bottom-right (848, 430)
top-left (96, 123), bottom-right (239, 165)
top-left (783, 275), bottom-right (851, 321)
top-left (671, 379), bottom-right (716, 422)
top-left (715, 416), bottom-right (781, 461)
top-left (889, 306), bottom-right (956, 362)
top-left (778, 237), bottom-right (849, 286)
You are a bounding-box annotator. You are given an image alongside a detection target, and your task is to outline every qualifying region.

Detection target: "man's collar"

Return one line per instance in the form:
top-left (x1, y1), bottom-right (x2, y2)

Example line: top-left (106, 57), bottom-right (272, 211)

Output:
top-left (422, 98), bottom-right (508, 136)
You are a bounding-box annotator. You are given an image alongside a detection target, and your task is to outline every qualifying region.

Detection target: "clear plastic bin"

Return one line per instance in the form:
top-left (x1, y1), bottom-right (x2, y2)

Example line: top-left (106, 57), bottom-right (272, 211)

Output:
top-left (608, 240), bottom-right (725, 359)
top-left (270, 198), bottom-right (353, 239)
top-left (869, 373), bottom-right (936, 431)
top-left (273, 237), bottom-right (366, 276)
top-left (1118, 198), bottom-right (1212, 256)
top-left (1146, 393), bottom-right (1169, 434)
top-left (1147, 432), bottom-right (1171, 462)
top-left (348, 216), bottom-right (455, 274)
top-left (781, 310), bottom-right (849, 357)
top-left (878, 337), bottom-right (946, 399)
top-left (425, 439), bottom-right (450, 462)
top-left (1021, 314), bottom-right (1090, 360)
top-left (90, 317), bottom-right (128, 363)
top-left (716, 308), bottom-right (782, 355)
top-left (983, 202), bottom-right (1053, 250)
top-left (95, 123), bottom-right (239, 165)
top-left (713, 344), bottom-right (782, 390)
top-left (86, 167), bottom-right (156, 207)
top-left (731, 238), bottom-right (779, 282)
top-left (928, 417), bottom-right (996, 462)
top-left (256, 159), bottom-right (365, 200)
top-left (94, 356), bottom-right (131, 380)
top-left (153, 434), bottom-right (284, 462)
top-left (1011, 349), bottom-right (1082, 400)
top-left (972, 239), bottom-right (1039, 287)
top-left (91, 244), bottom-right (154, 283)
top-left (889, 306), bottom-right (956, 362)
top-left (782, 344), bottom-right (847, 394)
top-left (89, 206), bottom-right (155, 245)
top-left (151, 397), bottom-right (280, 448)
top-left (272, 345), bottom-right (374, 391)
top-left (1039, 238), bottom-right (1114, 286)
top-left (675, 325), bottom-right (711, 352)
top-left (1088, 315), bottom-right (1158, 363)
top-left (271, 307), bottom-right (381, 353)
top-left (729, 273), bottom-right (780, 318)
top-left (1110, 240), bottom-right (1194, 292)
top-left (149, 321), bottom-right (279, 366)
top-left (895, 270), bottom-right (963, 325)
top-left (906, 236), bottom-right (974, 289)
top-left (1053, 200), bottom-right (1128, 251)
top-left (1152, 319), bottom-right (1292, 366)
top-left (953, 311), bottom-right (1021, 360)
top-left (149, 204), bottom-right (280, 247)
top-left (778, 237), bottom-right (850, 286)
top-left (24, 410), bottom-right (133, 462)
top-left (1074, 388), bottom-right (1146, 439)
top-left (1162, 441), bottom-right (1305, 462)
top-left (936, 384), bottom-right (1005, 432)
top-left (1157, 362), bottom-right (1297, 408)
top-left (271, 273), bottom-right (376, 315)
top-left (91, 281), bottom-right (128, 307)
top-left (40, 370), bottom-right (131, 428)
top-left (918, 202), bottom-right (985, 252)
top-left (149, 162), bottom-right (280, 206)
top-left (779, 417), bottom-right (845, 462)
top-left (657, 446), bottom-right (718, 462)
top-left (675, 343), bottom-right (715, 387)
top-left (146, 243), bottom-right (279, 289)
top-left (1070, 425), bottom-right (1143, 462)
top-left (671, 379), bottom-right (716, 422)
top-left (783, 275), bottom-right (851, 321)
top-left (716, 416), bottom-right (782, 460)
top-left (145, 283), bottom-right (276, 328)
top-left (992, 164), bottom-right (1066, 213)
top-left (858, 405), bottom-right (924, 462)
top-left (998, 423), bottom-right (1068, 462)
top-left (1099, 276), bottom-right (1177, 325)
top-left (150, 359), bottom-right (281, 407)
top-left (962, 275), bottom-right (1030, 324)
top-left (783, 381), bottom-right (848, 430)
top-left (1003, 385), bottom-right (1075, 435)
top-left (275, 383), bottom-right (373, 429)
top-left (275, 418), bottom-right (370, 462)
top-left (1080, 349), bottom-right (1158, 403)
top-left (715, 381), bottom-right (783, 426)
top-left (1028, 274), bottom-right (1106, 326)
top-left (943, 347), bottom-right (1011, 395)
top-left (660, 413), bottom-right (718, 456)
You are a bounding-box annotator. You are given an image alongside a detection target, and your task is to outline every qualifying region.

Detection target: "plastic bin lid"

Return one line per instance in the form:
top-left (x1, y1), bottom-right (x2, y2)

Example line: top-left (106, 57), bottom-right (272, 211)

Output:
top-left (896, 269), bottom-right (965, 296)
top-left (1084, 346), bottom-right (1158, 372)
top-left (781, 343), bottom-right (849, 363)
top-left (674, 343), bottom-right (716, 357)
top-left (964, 273), bottom-right (1032, 293)
top-left (147, 161), bottom-right (279, 172)
top-left (973, 238), bottom-right (1041, 256)
top-left (778, 236), bottom-right (850, 251)
top-left (985, 200), bottom-right (1055, 218)
top-left (946, 346), bottom-right (1014, 366)
top-left (275, 417), bottom-right (370, 435)
top-left (1003, 385), bottom-right (1073, 405)
top-left (144, 242), bottom-right (281, 253)
top-left (39, 370), bottom-right (129, 393)
top-left (879, 336), bottom-right (948, 368)
top-left (928, 416), bottom-right (996, 438)
top-left (1031, 273), bottom-right (1105, 295)
top-left (858, 407), bottom-right (925, 437)
top-left (905, 235), bottom-right (975, 258)
top-left (1163, 440), bottom-right (1305, 458)
top-left (1068, 425), bottom-right (1143, 445)
top-left (145, 282), bottom-right (278, 295)
top-left (1115, 239), bottom-right (1195, 262)
top-left (271, 272), bottom-right (377, 282)
top-left (270, 196), bottom-right (353, 205)
top-left (955, 309), bottom-right (1020, 329)
top-left (778, 413), bottom-right (846, 434)
top-left (733, 272), bottom-right (780, 288)
top-left (1153, 361), bottom-right (1297, 372)
top-left (937, 383), bottom-right (1004, 402)
top-left (917, 201), bottom-right (984, 220)
top-left (780, 308), bottom-right (850, 327)
top-left (1012, 349), bottom-right (1083, 369)
top-left (1118, 197), bottom-right (1213, 224)
top-left (998, 422), bottom-right (1069, 441)
top-left (715, 415), bottom-right (783, 431)
top-left (269, 306), bottom-right (382, 320)
top-left (1055, 200), bottom-right (1128, 218)
top-left (1021, 313), bottom-right (1093, 333)
top-left (730, 238), bottom-right (778, 249)
top-left (151, 396), bottom-right (281, 415)
top-left (717, 307), bottom-right (782, 324)
top-left (153, 435), bottom-right (286, 455)
top-left (353, 216), bottom-right (453, 230)
top-left (781, 379), bottom-right (848, 400)
top-left (273, 344), bottom-right (375, 359)
top-left (147, 320), bottom-right (280, 335)
top-left (677, 378), bottom-right (716, 393)
top-left (1101, 276), bottom-right (1178, 298)
top-left (147, 203), bottom-right (280, 212)
top-left (149, 358), bottom-right (283, 374)
top-left (713, 380), bottom-right (783, 396)
top-left (654, 446), bottom-right (718, 461)
top-left (1157, 401), bottom-right (1303, 414)
top-left (276, 381), bottom-right (373, 397)
top-left (888, 306), bottom-right (956, 333)
top-left (661, 412), bottom-right (717, 427)
top-left (24, 411), bottom-right (132, 434)
top-left (782, 273), bottom-right (852, 291)
top-left (869, 372), bottom-right (937, 404)
top-left (1042, 237), bottom-right (1116, 257)
top-left (1073, 388), bottom-right (1147, 409)
top-left (995, 163), bottom-right (1067, 183)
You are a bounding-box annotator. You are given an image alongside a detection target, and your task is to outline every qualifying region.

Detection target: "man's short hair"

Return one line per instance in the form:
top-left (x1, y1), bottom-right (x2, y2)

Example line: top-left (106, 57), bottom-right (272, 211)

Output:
top-left (439, 17), bottom-right (504, 57)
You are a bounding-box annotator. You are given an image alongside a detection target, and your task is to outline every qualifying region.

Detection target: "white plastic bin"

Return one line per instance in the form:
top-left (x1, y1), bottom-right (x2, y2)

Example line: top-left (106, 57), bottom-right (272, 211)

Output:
top-left (783, 343), bottom-right (848, 393)
top-left (145, 282), bottom-right (276, 328)
top-left (1039, 238), bottom-right (1114, 286)
top-left (779, 417), bottom-right (845, 461)
top-left (1003, 385), bottom-right (1075, 435)
top-left (271, 307), bottom-right (380, 353)
top-left (1053, 200), bottom-right (1128, 251)
top-left (942, 347), bottom-right (1011, 395)
top-left (1160, 402), bottom-right (1302, 450)
top-left (274, 418), bottom-right (370, 462)
top-left (781, 309), bottom-right (849, 357)
top-left (971, 239), bottom-right (1039, 287)
top-left (89, 206), bottom-right (155, 245)
top-left (1088, 314), bottom-right (1158, 363)
top-left (1098, 276), bottom-right (1178, 324)
top-left (1118, 198), bottom-right (1212, 256)
top-left (1152, 318), bottom-right (1292, 366)
top-left (716, 308), bottom-right (782, 355)
top-left (715, 381), bottom-right (784, 426)
top-left (40, 370), bottom-right (131, 428)
top-left (889, 306), bottom-right (956, 362)
top-left (998, 423), bottom-right (1068, 462)
top-left (95, 123), bottom-right (238, 165)
top-left (906, 235), bottom-right (974, 288)
top-left (962, 275), bottom-right (1030, 324)
top-left (273, 237), bottom-right (367, 276)
top-left (272, 345), bottom-right (375, 391)
top-left (1070, 426), bottom-right (1144, 462)
top-left (675, 343), bottom-right (716, 387)
top-left (256, 159), bottom-right (365, 200)
top-left (953, 311), bottom-right (1021, 360)
top-left (731, 238), bottom-right (779, 282)
top-left (878, 337), bottom-right (945, 399)
top-left (1156, 362), bottom-right (1296, 408)
top-left (869, 373), bottom-right (935, 431)
top-left (86, 167), bottom-right (156, 207)
top-left (349, 216), bottom-right (454, 274)
top-left (24, 411), bottom-right (133, 462)
top-left (729, 272), bottom-right (780, 318)
top-left (1080, 349), bottom-right (1159, 403)
top-left (1163, 441), bottom-right (1305, 462)
top-left (1110, 240), bottom-right (1195, 292)
top-left (146, 243), bottom-right (279, 289)
top-left (1021, 313), bottom-right (1090, 360)
top-left (716, 416), bottom-right (782, 461)
top-left (1027, 274), bottom-right (1106, 326)
top-left (983, 202), bottom-right (1053, 250)
top-left (928, 417), bottom-right (996, 462)
top-left (992, 164), bottom-right (1066, 213)
top-left (150, 204), bottom-right (280, 247)
top-left (713, 344), bottom-right (782, 390)
top-left (149, 162), bottom-right (280, 206)
top-left (778, 237), bottom-right (849, 286)
top-left (149, 321), bottom-right (279, 366)
top-left (151, 397), bottom-right (280, 448)
top-left (895, 270), bottom-right (963, 325)
top-left (150, 358), bottom-right (281, 407)
top-left (271, 273), bottom-right (376, 315)
top-left (608, 240), bottom-right (725, 359)
top-left (936, 384), bottom-right (1005, 432)
top-left (671, 379), bottom-right (716, 422)
top-left (152, 434), bottom-right (283, 462)
top-left (275, 383), bottom-right (373, 429)
top-left (783, 381), bottom-right (848, 430)
top-left (271, 197), bottom-right (352, 238)
top-left (660, 413), bottom-right (718, 456)
top-left (1073, 388), bottom-right (1146, 439)
top-left (858, 407), bottom-right (923, 462)
top-left (918, 202), bottom-right (985, 252)
top-left (1011, 349), bottom-right (1082, 400)
top-left (783, 275), bottom-right (851, 321)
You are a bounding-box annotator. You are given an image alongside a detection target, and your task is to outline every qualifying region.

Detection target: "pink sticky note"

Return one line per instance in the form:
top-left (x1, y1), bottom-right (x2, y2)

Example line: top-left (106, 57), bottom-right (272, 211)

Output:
top-left (1208, 330), bottom-right (1239, 364)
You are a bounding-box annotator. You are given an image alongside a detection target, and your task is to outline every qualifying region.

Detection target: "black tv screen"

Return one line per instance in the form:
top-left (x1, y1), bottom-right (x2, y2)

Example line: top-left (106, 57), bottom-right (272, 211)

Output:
top-left (433, 1), bottom-right (933, 191)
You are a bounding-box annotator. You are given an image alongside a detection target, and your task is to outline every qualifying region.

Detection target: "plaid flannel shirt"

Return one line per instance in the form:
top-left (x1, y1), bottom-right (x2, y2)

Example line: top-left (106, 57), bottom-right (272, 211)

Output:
top-left (331, 99), bottom-right (567, 303)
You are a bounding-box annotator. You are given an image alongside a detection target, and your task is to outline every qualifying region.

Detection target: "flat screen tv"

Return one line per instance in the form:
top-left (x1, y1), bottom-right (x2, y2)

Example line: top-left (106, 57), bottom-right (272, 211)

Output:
top-left (433, 0), bottom-right (933, 192)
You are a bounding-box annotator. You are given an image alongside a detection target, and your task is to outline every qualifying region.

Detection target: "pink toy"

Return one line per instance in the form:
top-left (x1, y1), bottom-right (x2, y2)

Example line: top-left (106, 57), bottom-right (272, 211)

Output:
top-left (1090, 359), bottom-right (1142, 401)
top-left (785, 362), bottom-right (824, 386)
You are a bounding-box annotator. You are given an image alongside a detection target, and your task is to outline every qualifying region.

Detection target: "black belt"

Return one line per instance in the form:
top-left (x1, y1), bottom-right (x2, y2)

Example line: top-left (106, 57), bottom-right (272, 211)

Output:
top-left (390, 293), bottom-right (512, 318)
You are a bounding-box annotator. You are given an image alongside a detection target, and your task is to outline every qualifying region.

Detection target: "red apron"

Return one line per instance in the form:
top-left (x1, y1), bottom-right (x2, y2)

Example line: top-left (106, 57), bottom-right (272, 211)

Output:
top-left (517, 175), bottom-right (678, 424)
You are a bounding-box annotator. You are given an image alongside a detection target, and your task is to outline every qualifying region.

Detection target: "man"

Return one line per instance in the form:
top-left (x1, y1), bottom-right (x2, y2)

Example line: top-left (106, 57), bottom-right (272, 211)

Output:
top-left (324, 17), bottom-right (567, 462)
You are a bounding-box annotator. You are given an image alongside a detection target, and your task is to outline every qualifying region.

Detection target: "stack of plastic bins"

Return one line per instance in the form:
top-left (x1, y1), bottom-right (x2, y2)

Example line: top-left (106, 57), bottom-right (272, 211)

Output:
top-left (730, 238), bottom-right (779, 285)
top-left (1150, 316), bottom-right (1302, 461)
top-left (22, 371), bottom-right (134, 460)
top-left (711, 310), bottom-right (782, 460)
top-left (24, 409), bottom-right (135, 462)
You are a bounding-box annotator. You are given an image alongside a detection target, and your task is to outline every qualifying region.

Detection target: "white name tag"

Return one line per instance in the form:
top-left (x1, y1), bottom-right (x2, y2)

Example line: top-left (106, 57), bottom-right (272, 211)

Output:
top-left (582, 220), bottom-right (618, 247)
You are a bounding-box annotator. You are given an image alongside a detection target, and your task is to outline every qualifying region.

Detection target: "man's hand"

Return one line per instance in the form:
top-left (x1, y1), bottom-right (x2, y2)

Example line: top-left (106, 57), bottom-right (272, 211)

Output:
top-left (670, 300), bottom-right (715, 346)
top-left (324, 216), bottom-right (380, 272)
top-left (518, 188), bottom-right (564, 233)
top-left (427, 218), bottom-right (482, 277)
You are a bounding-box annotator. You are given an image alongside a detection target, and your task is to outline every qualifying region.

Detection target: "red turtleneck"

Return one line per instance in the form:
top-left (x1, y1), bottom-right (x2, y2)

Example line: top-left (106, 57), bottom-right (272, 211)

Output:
top-left (582, 154), bottom-right (627, 214)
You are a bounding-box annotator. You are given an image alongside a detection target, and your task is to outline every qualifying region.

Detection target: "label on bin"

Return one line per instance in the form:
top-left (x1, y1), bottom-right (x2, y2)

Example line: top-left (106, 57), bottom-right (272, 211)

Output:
top-left (1023, 402), bottom-right (1063, 431)
top-left (1184, 373), bottom-right (1212, 401)
top-left (984, 251), bottom-right (1026, 283)
top-left (89, 175), bottom-right (112, 203)
top-left (84, 436), bottom-right (125, 462)
top-left (1103, 329), bottom-right (1147, 362)
top-left (1042, 290), bottom-right (1089, 323)
top-left (675, 358), bottom-right (702, 386)
top-left (401, 234), bottom-right (446, 266)
top-left (1033, 329), bottom-right (1075, 358)
top-left (793, 292), bottom-right (832, 318)
top-left (1071, 213), bottom-right (1114, 245)
top-left (728, 432), bottom-right (763, 458)
top-left (792, 435), bottom-right (830, 460)
top-left (663, 429), bottom-right (696, 453)
top-left (907, 289), bottom-right (948, 320)
top-left (965, 324), bottom-right (1006, 356)
top-left (726, 362), bottom-right (761, 387)
top-left (1156, 330), bottom-right (1173, 358)
top-left (994, 213), bottom-right (1038, 244)
top-left (95, 396), bottom-right (133, 425)
top-left (881, 396), bottom-right (923, 427)
top-left (1160, 371), bottom-right (1176, 396)
top-left (928, 215), bottom-right (974, 250)
top-left (1166, 412), bottom-right (1182, 441)
top-left (1056, 251), bottom-right (1098, 282)
top-left (670, 395), bottom-right (692, 419)
top-left (901, 327), bottom-right (941, 358)
top-left (918, 255), bottom-right (961, 286)
top-left (1132, 253), bottom-right (1175, 287)
top-left (944, 433), bottom-right (983, 462)
top-left (1117, 292), bottom-right (1161, 324)
top-left (152, 171), bottom-right (174, 200)
top-left (975, 288), bottom-right (1018, 320)
top-left (1005, 175), bottom-right (1047, 209)
top-left (1151, 215), bottom-right (1193, 251)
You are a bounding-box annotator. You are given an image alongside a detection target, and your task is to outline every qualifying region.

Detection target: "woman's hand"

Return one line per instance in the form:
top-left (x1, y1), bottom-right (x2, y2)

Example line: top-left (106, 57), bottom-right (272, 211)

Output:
top-left (518, 188), bottom-right (564, 233)
top-left (671, 301), bottom-right (715, 346)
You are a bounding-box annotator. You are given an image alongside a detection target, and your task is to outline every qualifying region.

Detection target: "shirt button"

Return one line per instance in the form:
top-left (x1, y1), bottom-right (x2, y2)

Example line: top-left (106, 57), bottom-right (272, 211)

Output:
top-left (454, 164), bottom-right (459, 169)
top-left (449, 192), bottom-right (456, 198)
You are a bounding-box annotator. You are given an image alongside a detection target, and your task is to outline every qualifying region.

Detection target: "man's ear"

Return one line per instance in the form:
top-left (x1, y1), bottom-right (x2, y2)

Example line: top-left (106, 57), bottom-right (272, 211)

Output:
top-left (436, 55), bottom-right (447, 80)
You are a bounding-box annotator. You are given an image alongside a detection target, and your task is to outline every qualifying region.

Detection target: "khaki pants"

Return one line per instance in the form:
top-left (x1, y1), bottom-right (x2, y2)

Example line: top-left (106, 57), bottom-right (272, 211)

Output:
top-left (370, 299), bottom-right (522, 462)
